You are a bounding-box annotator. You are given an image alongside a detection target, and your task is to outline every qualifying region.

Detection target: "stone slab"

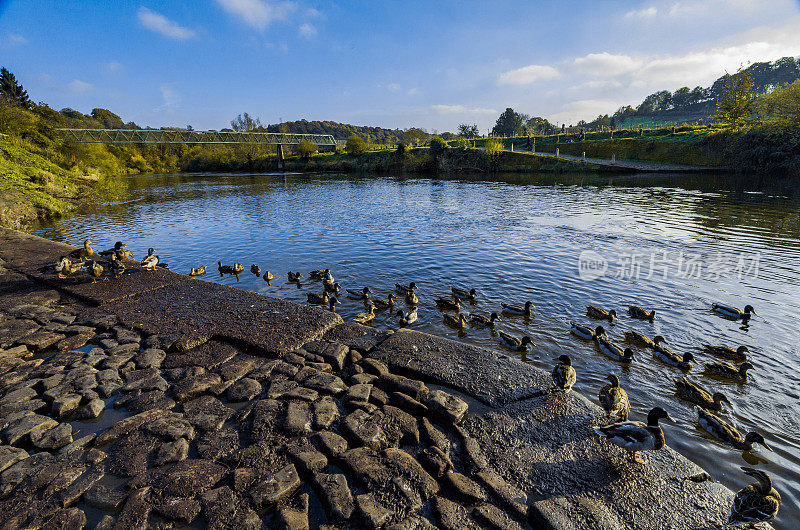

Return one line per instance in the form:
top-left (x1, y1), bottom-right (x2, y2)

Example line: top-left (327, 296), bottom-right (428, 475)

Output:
top-left (321, 323), bottom-right (390, 353)
top-left (370, 329), bottom-right (550, 407)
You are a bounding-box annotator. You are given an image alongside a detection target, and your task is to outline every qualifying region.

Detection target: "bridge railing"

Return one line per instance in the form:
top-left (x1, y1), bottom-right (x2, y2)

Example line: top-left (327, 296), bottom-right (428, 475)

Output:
top-left (56, 129), bottom-right (337, 146)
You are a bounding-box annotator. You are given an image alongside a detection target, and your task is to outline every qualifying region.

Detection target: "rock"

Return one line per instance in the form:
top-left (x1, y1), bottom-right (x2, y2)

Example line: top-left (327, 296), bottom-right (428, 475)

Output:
top-left (303, 341), bottom-right (349, 371)
top-left (101, 353), bottom-right (135, 370)
top-left (18, 331), bottom-right (65, 351)
top-left (342, 409), bottom-right (387, 450)
top-left (84, 484), bottom-right (127, 511)
top-left (295, 368), bottom-right (347, 396)
top-left (425, 390), bottom-right (468, 424)
top-left (116, 487), bottom-right (151, 530)
top-left (154, 496), bottom-right (201, 525)
top-left (55, 330), bottom-right (94, 352)
top-left (97, 383), bottom-right (122, 398)
top-left (44, 507), bottom-right (87, 529)
top-left (182, 395), bottom-right (233, 431)
top-left (201, 485), bottom-right (237, 528)
top-left (472, 504), bottom-right (523, 530)
top-left (418, 446), bottom-right (453, 478)
top-left (3, 413), bottom-right (58, 445)
top-left (356, 492), bottom-right (392, 529)
top-left (376, 374), bottom-right (428, 401)
top-left (58, 433), bottom-right (96, 456)
top-left (135, 348), bottom-right (166, 369)
top-left (76, 398), bottom-right (105, 420)
top-left (444, 471), bottom-right (485, 504)
top-left (311, 431), bottom-right (348, 459)
top-left (121, 373), bottom-right (168, 393)
top-left (459, 432), bottom-right (488, 474)
top-left (123, 390), bottom-right (176, 414)
top-left (350, 373), bottom-right (377, 385)
top-left (30, 422), bottom-right (73, 450)
top-left (314, 472), bottom-right (355, 520)
top-left (114, 328), bottom-right (141, 344)
top-left (40, 373), bottom-right (65, 390)
top-left (369, 386), bottom-right (389, 406)
top-left (386, 515), bottom-right (439, 530)
top-left (171, 372), bottom-right (222, 403)
top-left (95, 408), bottom-right (164, 446)
top-left (0, 398), bottom-right (46, 416)
top-left (196, 428), bottom-right (241, 463)
top-left (276, 492), bottom-right (309, 530)
top-left (266, 379), bottom-right (299, 399)
top-left (361, 358), bottom-right (389, 376)
top-left (475, 469), bottom-right (527, 521)
top-left (250, 399), bottom-right (283, 442)
top-left (380, 405), bottom-right (420, 446)
top-left (282, 386), bottom-right (318, 402)
top-left (313, 395), bottom-right (340, 430)
top-left (322, 323), bottom-right (389, 354)
top-left (107, 431), bottom-right (161, 477)
top-left (155, 438), bottom-right (189, 466)
top-left (216, 356), bottom-right (262, 382)
top-left (227, 377), bottom-right (262, 402)
top-left (284, 400), bottom-right (313, 436)
top-left (96, 368), bottom-right (123, 386)
top-left (86, 448), bottom-right (107, 465)
top-left (161, 459), bottom-right (228, 497)
top-left (52, 393), bottom-right (82, 418)
top-left (0, 386), bottom-right (37, 405)
top-left (59, 468), bottom-right (104, 507)
top-left (389, 391), bottom-right (428, 416)
top-left (433, 496), bottom-right (480, 530)
top-left (287, 446), bottom-right (327, 474)
top-left (107, 342), bottom-right (138, 356)
top-left (0, 451), bottom-right (54, 496)
top-left (250, 463), bottom-right (300, 510)
top-left (142, 413), bottom-right (195, 440)
top-left (0, 445), bottom-right (28, 472)
top-left (95, 515), bottom-right (114, 530)
top-left (345, 383), bottom-right (372, 403)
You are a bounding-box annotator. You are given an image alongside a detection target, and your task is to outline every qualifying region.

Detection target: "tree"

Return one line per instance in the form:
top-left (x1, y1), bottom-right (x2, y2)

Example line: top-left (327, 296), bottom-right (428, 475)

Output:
top-left (492, 108), bottom-right (523, 136)
top-left (713, 68), bottom-right (759, 128)
top-left (428, 137), bottom-right (448, 158)
top-left (0, 67), bottom-right (31, 109)
top-left (296, 139), bottom-right (317, 159)
top-left (345, 135), bottom-right (367, 155)
top-left (91, 108), bottom-right (125, 129)
top-left (525, 116), bottom-right (556, 135)
top-left (759, 79), bottom-right (800, 127)
top-left (403, 128), bottom-right (430, 146)
top-left (457, 123), bottom-right (479, 138)
top-left (230, 112), bottom-right (262, 132)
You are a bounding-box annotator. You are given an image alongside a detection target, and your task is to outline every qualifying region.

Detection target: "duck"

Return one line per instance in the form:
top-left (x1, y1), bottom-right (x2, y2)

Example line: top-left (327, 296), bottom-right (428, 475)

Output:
top-left (451, 287), bottom-right (477, 301)
top-left (353, 302), bottom-right (375, 325)
top-left (586, 305), bottom-right (617, 322)
top-left (372, 294), bottom-right (396, 311)
top-left (702, 344), bottom-right (750, 362)
top-left (251, 264), bottom-right (261, 276)
top-left (596, 337), bottom-right (635, 363)
top-left (99, 241), bottom-right (124, 257)
top-left (729, 468), bottom-right (781, 525)
top-left (218, 261), bottom-right (235, 274)
top-left (501, 301), bottom-right (534, 317)
top-left (323, 280), bottom-right (340, 293)
top-left (552, 355), bottom-right (576, 391)
top-left (69, 239), bottom-right (94, 262)
top-left (141, 249), bottom-right (160, 271)
top-left (673, 377), bottom-right (730, 411)
top-left (109, 254), bottom-right (126, 278)
top-left (498, 330), bottom-right (534, 351)
top-left (307, 291), bottom-right (329, 305)
top-left (443, 313), bottom-right (468, 329)
top-left (598, 374), bottom-right (630, 421)
top-left (703, 360), bottom-right (754, 381)
top-left (469, 312), bottom-right (500, 328)
top-left (189, 266), bottom-right (206, 277)
top-left (347, 287), bottom-right (372, 300)
top-left (713, 303), bottom-right (755, 321)
top-left (55, 256), bottom-right (79, 279)
top-left (696, 408), bottom-right (771, 451)
top-left (593, 407), bottom-right (673, 464)
top-left (624, 331), bottom-right (667, 349)
top-left (396, 308), bottom-right (418, 326)
top-left (628, 305), bottom-right (656, 322)
top-left (653, 344), bottom-right (694, 370)
top-left (263, 270), bottom-right (274, 283)
top-left (323, 270), bottom-right (334, 284)
top-left (435, 297), bottom-right (460, 311)
top-left (327, 296), bottom-right (338, 312)
top-left (309, 268), bottom-right (330, 280)
top-left (232, 263), bottom-right (244, 274)
top-left (395, 282), bottom-right (417, 295)
top-left (89, 260), bottom-right (106, 283)
top-left (288, 271), bottom-right (303, 282)
top-left (570, 322), bottom-right (607, 341)
top-left (405, 290), bottom-right (419, 306)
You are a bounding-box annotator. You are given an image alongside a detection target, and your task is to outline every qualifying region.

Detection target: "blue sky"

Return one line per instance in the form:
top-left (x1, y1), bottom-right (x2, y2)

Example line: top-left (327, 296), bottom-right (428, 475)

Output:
top-left (2, 0), bottom-right (800, 132)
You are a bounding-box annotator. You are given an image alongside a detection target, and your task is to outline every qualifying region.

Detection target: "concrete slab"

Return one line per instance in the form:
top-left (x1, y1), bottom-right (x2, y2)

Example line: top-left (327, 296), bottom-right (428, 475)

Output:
top-left (321, 323), bottom-right (390, 354)
top-left (0, 228), bottom-right (73, 270)
top-left (369, 329), bottom-right (550, 407)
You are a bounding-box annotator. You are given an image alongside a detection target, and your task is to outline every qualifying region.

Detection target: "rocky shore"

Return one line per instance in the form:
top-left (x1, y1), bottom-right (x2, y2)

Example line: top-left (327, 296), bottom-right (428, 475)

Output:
top-left (0, 227), bottom-right (742, 529)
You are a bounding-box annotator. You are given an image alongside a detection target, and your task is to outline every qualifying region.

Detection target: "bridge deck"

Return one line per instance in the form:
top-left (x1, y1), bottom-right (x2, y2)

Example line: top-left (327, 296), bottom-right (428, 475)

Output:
top-left (57, 128), bottom-right (337, 146)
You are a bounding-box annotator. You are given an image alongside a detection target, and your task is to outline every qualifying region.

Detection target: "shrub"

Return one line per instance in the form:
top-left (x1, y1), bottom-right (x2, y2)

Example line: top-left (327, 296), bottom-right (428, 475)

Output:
top-left (295, 139), bottom-right (317, 159)
top-left (395, 142), bottom-right (406, 155)
top-left (428, 136), bottom-right (448, 158)
top-left (345, 135), bottom-right (367, 155)
top-left (485, 137), bottom-right (503, 157)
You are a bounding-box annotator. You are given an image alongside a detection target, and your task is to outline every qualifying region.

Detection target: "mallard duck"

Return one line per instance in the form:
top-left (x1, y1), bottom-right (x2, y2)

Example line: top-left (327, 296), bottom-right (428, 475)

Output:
top-left (323, 270), bottom-right (334, 284)
top-left (594, 407), bottom-right (673, 464)
top-left (309, 268), bottom-right (330, 280)
top-left (396, 308), bottom-right (417, 326)
top-left (263, 270), bottom-right (274, 283)
top-left (729, 468), bottom-right (781, 525)
top-left (395, 282), bottom-right (417, 295)
top-left (443, 313), bottom-right (468, 329)
top-left (89, 260), bottom-right (106, 283)
top-left (599, 374), bottom-right (630, 421)
top-left (451, 287), bottom-right (477, 301)
top-left (673, 377), bottom-right (730, 411)
top-left (697, 408), bottom-right (771, 451)
top-left (99, 241), bottom-right (124, 257)
top-left (597, 337), bottom-right (635, 363)
top-left (435, 297), bottom-right (460, 311)
top-left (586, 305), bottom-right (616, 322)
top-left (141, 249), bottom-right (159, 271)
top-left (327, 296), bottom-right (338, 312)
top-left (232, 263), bottom-right (244, 274)
top-left (288, 271), bottom-right (302, 282)
top-left (55, 256), bottom-right (74, 279)
top-left (218, 261), bottom-right (234, 274)
top-left (624, 331), bottom-right (667, 349)
top-left (469, 312), bottom-right (500, 328)
top-left (570, 322), bottom-right (607, 341)
top-left (189, 266), bottom-right (207, 277)
top-left (628, 305), bottom-right (655, 322)
top-left (702, 344), bottom-right (749, 361)
top-left (323, 280), bottom-right (340, 293)
top-left (307, 291), bottom-right (329, 305)
top-left (353, 302), bottom-right (375, 325)
top-left (347, 287), bottom-right (372, 300)
top-left (372, 294), bottom-right (396, 310)
top-left (251, 264), bottom-right (261, 276)
top-left (713, 303), bottom-right (755, 321)
top-left (502, 301), bottom-right (534, 317)
top-left (703, 361), bottom-right (754, 381)
top-left (654, 344), bottom-right (694, 370)
top-left (69, 239), bottom-right (94, 262)
top-left (498, 330), bottom-right (534, 352)
top-left (405, 290), bottom-right (419, 305)
top-left (552, 355), bottom-right (576, 391)
top-left (109, 254), bottom-right (126, 277)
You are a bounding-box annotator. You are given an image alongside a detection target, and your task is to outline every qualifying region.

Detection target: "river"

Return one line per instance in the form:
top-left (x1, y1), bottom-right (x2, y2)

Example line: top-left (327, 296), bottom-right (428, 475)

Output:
top-left (33, 171), bottom-right (800, 527)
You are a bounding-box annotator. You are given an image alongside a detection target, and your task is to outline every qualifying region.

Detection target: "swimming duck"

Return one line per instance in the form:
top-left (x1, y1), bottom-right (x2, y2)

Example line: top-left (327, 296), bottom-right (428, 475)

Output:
top-left (307, 291), bottom-right (329, 305)
top-left (443, 313), bottom-right (468, 329)
top-left (570, 322), bottom-right (607, 341)
top-left (624, 331), bottom-right (667, 349)
top-left (288, 271), bottom-right (303, 282)
top-left (323, 270), bottom-right (334, 284)
top-left (323, 280), bottom-right (340, 293)
top-left (729, 468), bottom-right (781, 525)
top-left (353, 302), bottom-right (375, 325)
top-left (69, 239), bottom-right (94, 262)
top-left (327, 296), bottom-right (338, 312)
top-left (673, 377), bottom-right (730, 411)
top-left (218, 261), bottom-right (235, 274)
top-left (372, 294), bottom-right (396, 310)
top-left (251, 264), bottom-right (261, 276)
top-left (702, 344), bottom-right (750, 361)
top-left (696, 408), bottom-right (771, 451)
top-left (703, 361), bottom-right (754, 381)
top-left (596, 337), bottom-right (635, 363)
top-left (309, 268), bottom-right (329, 280)
top-left (232, 263), bottom-right (244, 274)
top-left (712, 303), bottom-right (755, 321)
top-left (190, 266), bottom-right (207, 277)
top-left (396, 308), bottom-right (417, 326)
top-left (598, 374), bottom-right (630, 421)
top-left (594, 407), bottom-right (673, 464)
top-left (469, 312), bottom-right (500, 328)
top-left (141, 250), bottom-right (160, 271)
top-left (552, 355), bottom-right (576, 391)
top-left (451, 287), bottom-right (477, 301)
top-left (628, 305), bottom-right (655, 322)
top-left (498, 330), bottom-right (534, 352)
top-left (653, 344), bottom-right (694, 370)
top-left (405, 290), bottom-right (419, 306)
top-left (502, 301), bottom-right (534, 317)
top-left (586, 305), bottom-right (617, 322)
top-left (263, 270), bottom-right (274, 283)
top-left (89, 260), bottom-right (106, 283)
top-left (435, 297), bottom-right (460, 311)
top-left (347, 287), bottom-right (372, 300)
top-left (109, 254), bottom-right (126, 278)
top-left (395, 282), bottom-right (417, 295)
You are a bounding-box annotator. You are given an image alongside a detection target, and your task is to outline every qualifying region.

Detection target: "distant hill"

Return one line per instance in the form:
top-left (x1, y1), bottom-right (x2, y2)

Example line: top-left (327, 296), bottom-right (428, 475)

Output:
top-left (265, 119), bottom-right (404, 144)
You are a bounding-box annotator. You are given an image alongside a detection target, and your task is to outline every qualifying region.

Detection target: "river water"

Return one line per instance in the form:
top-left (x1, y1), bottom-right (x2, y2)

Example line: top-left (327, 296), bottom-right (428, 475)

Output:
top-left (33, 171), bottom-right (800, 527)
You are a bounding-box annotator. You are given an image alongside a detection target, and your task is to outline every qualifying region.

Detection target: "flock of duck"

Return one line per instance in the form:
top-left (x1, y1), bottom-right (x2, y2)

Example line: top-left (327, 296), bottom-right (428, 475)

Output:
top-left (50, 240), bottom-right (780, 526)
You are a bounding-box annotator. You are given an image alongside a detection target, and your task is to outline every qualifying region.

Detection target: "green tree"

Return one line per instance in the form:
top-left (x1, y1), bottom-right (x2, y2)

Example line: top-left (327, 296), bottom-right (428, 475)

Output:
top-left (295, 139), bottom-right (317, 159)
top-left (525, 116), bottom-right (556, 135)
top-left (492, 108), bottom-right (523, 136)
top-left (759, 79), bottom-right (800, 126)
top-left (428, 136), bottom-right (448, 158)
top-left (230, 112), bottom-right (262, 132)
top-left (0, 67), bottom-right (31, 109)
top-left (457, 123), bottom-right (479, 138)
top-left (345, 135), bottom-right (367, 155)
top-left (713, 69), bottom-right (759, 128)
top-left (403, 127), bottom-right (430, 146)
top-left (91, 108), bottom-right (125, 129)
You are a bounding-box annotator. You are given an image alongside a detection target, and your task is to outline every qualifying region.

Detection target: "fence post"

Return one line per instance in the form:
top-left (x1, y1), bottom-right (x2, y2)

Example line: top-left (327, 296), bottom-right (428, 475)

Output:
top-left (532, 138), bottom-right (535, 153)
top-left (582, 152), bottom-right (585, 160)
top-left (612, 154), bottom-right (615, 164)
top-left (556, 148), bottom-right (559, 157)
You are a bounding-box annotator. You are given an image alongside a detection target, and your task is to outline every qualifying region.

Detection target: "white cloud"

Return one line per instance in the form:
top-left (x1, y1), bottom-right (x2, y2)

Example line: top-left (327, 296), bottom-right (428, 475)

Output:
top-left (298, 22), bottom-right (317, 38)
top-left (552, 99), bottom-right (625, 124)
top-left (429, 105), bottom-right (497, 115)
top-left (498, 64), bottom-right (560, 85)
top-left (2, 33), bottom-right (27, 47)
top-left (385, 83), bottom-right (401, 92)
top-left (305, 7), bottom-right (323, 18)
top-left (624, 6), bottom-right (657, 19)
top-left (66, 80), bottom-right (93, 93)
top-left (137, 7), bottom-right (196, 40)
top-left (156, 83), bottom-right (180, 115)
top-left (572, 52), bottom-right (641, 77)
top-left (407, 87), bottom-right (421, 96)
top-left (215, 0), bottom-right (297, 30)
top-left (104, 61), bottom-right (123, 75)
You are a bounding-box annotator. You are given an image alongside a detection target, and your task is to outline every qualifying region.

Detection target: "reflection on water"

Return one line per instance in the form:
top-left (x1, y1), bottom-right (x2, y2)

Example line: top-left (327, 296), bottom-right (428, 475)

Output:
top-left (34, 171), bottom-right (800, 527)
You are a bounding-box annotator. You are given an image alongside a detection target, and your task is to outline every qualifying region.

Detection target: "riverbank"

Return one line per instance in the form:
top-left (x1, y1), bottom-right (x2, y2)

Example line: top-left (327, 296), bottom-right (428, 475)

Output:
top-left (0, 228), bottom-right (746, 528)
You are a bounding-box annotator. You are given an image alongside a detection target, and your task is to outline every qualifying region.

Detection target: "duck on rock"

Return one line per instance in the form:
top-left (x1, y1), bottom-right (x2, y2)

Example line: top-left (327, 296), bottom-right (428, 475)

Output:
top-left (729, 468), bottom-right (781, 526)
top-left (552, 355), bottom-right (576, 392)
top-left (599, 374), bottom-right (630, 421)
top-left (594, 407), bottom-right (673, 464)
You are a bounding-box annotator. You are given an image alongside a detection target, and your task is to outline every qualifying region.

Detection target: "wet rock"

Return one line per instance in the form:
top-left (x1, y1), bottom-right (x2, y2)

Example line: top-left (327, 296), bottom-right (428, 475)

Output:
top-left (51, 392), bottom-right (82, 418)
top-left (58, 433), bottom-right (95, 456)
top-left (284, 400), bottom-right (313, 436)
top-left (142, 413), bottom-right (195, 440)
top-left (3, 413), bottom-right (58, 445)
top-left (161, 459), bottom-right (228, 497)
top-left (473, 504), bottom-right (523, 530)
top-left (116, 487), bottom-right (151, 530)
top-left (444, 471), bottom-right (485, 504)
top-left (345, 383), bottom-right (372, 404)
top-left (31, 422), bottom-right (73, 450)
top-left (76, 398), bottom-right (105, 420)
top-left (84, 484), bottom-right (127, 511)
top-left (475, 469), bottom-right (527, 521)
top-left (18, 331), bottom-right (65, 351)
top-left (322, 323), bottom-right (389, 354)
top-left (0, 318), bottom-right (39, 349)
top-left (267, 379), bottom-right (299, 399)
top-left (107, 342), bottom-right (138, 356)
top-left (311, 431), bottom-right (348, 459)
top-left (276, 492), bottom-right (309, 530)
top-left (418, 446), bottom-right (453, 478)
top-left (101, 353), bottom-right (135, 370)
top-left (356, 492), bottom-right (392, 529)
top-left (95, 515), bottom-right (115, 530)
top-left (361, 358), bottom-right (390, 376)
top-left (123, 390), bottom-right (176, 414)
top-left (390, 392), bottom-right (428, 416)
top-left (97, 383), bottom-right (122, 398)
top-left (0, 445), bottom-right (28, 472)
top-left (44, 507), bottom-right (86, 529)
top-left (342, 409), bottom-right (387, 450)
top-left (121, 373), bottom-right (168, 393)
top-left (0, 386), bottom-right (37, 405)
top-left (135, 348), bottom-right (166, 369)
top-left (376, 374), bottom-right (428, 401)
top-left (386, 515), bottom-right (439, 530)
top-left (0, 398), bottom-right (46, 416)
top-left (287, 445), bottom-right (327, 474)
top-left (295, 367), bottom-right (347, 396)
top-left (303, 341), bottom-right (349, 371)
top-left (182, 395), bottom-right (233, 431)
top-left (107, 431), bottom-right (161, 477)
top-left (250, 399), bottom-right (283, 441)
top-left (59, 469), bottom-right (104, 507)
top-left (201, 485), bottom-right (237, 528)
top-left (350, 373), bottom-right (377, 386)
top-left (313, 472), bottom-right (354, 520)
top-left (250, 463), bottom-right (300, 510)
top-left (56, 330), bottom-right (94, 352)
top-left (155, 438), bottom-right (189, 466)
top-left (227, 377), bottom-right (262, 402)
top-left (172, 372), bottom-right (223, 403)
top-left (283, 386), bottom-right (319, 402)
top-left (217, 356), bottom-right (262, 382)
top-left (154, 496), bottom-right (201, 525)
top-left (380, 405), bottom-right (420, 446)
top-left (459, 431), bottom-right (488, 474)
top-left (63, 324), bottom-right (93, 335)
top-left (425, 390), bottom-right (468, 424)
top-left (95, 408), bottom-right (165, 446)
top-left (114, 328), bottom-right (141, 345)
top-left (163, 365), bottom-right (206, 382)
top-left (40, 372), bottom-right (65, 391)
top-left (369, 386), bottom-right (389, 406)
top-left (283, 352), bottom-right (306, 366)
top-left (86, 448), bottom-right (107, 466)
top-left (313, 395), bottom-right (340, 430)
top-left (433, 495), bottom-right (481, 530)
top-left (196, 428), bottom-right (240, 463)
top-left (0, 451), bottom-right (54, 496)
